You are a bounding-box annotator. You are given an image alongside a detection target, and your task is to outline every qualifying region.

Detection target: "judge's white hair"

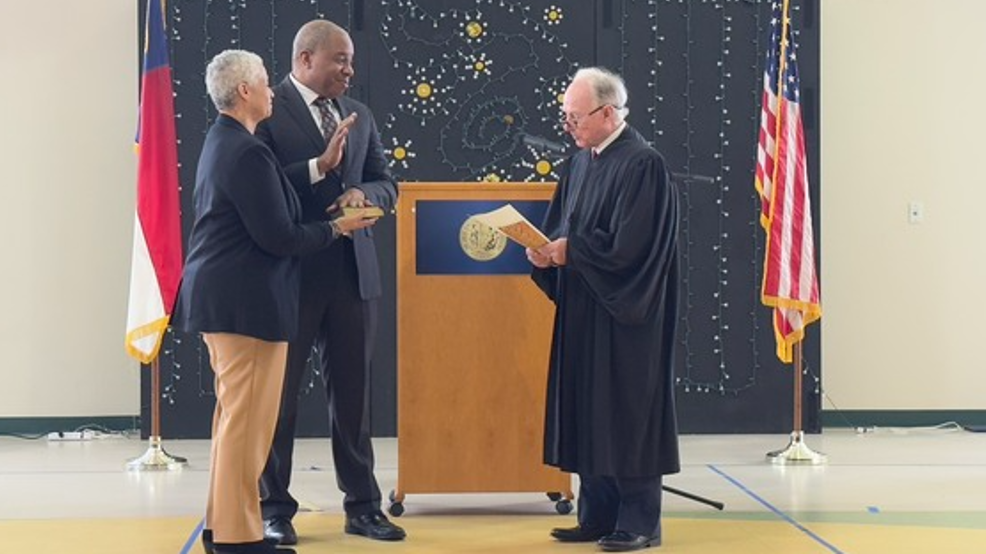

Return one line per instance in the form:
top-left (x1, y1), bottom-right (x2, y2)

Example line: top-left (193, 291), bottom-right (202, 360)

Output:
top-left (205, 49), bottom-right (266, 111)
top-left (572, 67), bottom-right (630, 121)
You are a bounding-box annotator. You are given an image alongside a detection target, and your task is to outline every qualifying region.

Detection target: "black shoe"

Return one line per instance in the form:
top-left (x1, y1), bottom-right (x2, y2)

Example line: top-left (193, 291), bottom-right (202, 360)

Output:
top-left (345, 511), bottom-right (407, 541)
top-left (201, 529), bottom-right (214, 554)
top-left (598, 530), bottom-right (662, 552)
top-left (213, 539), bottom-right (296, 554)
top-left (550, 524), bottom-right (611, 543)
top-left (263, 518), bottom-right (298, 546)
top-left (205, 529), bottom-right (283, 554)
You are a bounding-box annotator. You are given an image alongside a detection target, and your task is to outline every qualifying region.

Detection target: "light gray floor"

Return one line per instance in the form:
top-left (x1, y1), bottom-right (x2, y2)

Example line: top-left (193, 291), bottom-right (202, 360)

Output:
top-left (2, 426), bottom-right (985, 528)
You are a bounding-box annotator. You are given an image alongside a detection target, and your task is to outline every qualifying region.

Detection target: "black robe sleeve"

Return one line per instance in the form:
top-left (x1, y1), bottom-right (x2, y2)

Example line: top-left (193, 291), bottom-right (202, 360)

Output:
top-left (531, 156), bottom-right (578, 302)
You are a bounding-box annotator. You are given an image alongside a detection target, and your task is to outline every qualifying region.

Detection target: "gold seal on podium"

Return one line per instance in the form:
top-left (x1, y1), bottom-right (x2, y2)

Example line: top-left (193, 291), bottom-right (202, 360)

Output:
top-left (459, 216), bottom-right (507, 261)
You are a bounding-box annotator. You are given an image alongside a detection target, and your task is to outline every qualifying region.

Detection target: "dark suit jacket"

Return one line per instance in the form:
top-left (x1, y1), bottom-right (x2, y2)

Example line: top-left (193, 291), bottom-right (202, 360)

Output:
top-left (256, 77), bottom-right (398, 300)
top-left (173, 115), bottom-right (336, 342)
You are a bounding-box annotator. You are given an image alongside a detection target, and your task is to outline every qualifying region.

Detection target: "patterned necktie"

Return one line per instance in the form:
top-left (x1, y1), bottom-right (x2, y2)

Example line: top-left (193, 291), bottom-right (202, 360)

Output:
top-left (313, 97), bottom-right (337, 143)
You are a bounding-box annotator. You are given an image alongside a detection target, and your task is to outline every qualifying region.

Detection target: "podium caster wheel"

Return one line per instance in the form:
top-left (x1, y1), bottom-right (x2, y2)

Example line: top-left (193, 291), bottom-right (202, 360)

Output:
top-left (555, 499), bottom-right (572, 515)
top-left (547, 492), bottom-right (562, 501)
top-left (388, 489), bottom-right (397, 503)
top-left (388, 501), bottom-right (405, 517)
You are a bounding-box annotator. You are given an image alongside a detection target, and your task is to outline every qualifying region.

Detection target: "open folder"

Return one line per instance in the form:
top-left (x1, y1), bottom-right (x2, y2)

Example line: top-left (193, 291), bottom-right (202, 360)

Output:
top-left (472, 204), bottom-right (550, 249)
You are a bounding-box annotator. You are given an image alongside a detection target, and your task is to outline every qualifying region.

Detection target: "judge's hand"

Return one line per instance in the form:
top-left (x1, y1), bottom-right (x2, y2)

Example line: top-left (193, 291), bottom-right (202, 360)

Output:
top-left (526, 247), bottom-right (552, 269)
top-left (528, 238), bottom-right (567, 268)
top-left (316, 113), bottom-right (358, 173)
top-left (543, 238), bottom-right (568, 266)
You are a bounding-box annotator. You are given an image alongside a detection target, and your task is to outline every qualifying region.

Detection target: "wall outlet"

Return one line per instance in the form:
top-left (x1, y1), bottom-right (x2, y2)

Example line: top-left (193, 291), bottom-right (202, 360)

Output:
top-left (47, 430), bottom-right (95, 441)
top-left (908, 201), bottom-right (924, 224)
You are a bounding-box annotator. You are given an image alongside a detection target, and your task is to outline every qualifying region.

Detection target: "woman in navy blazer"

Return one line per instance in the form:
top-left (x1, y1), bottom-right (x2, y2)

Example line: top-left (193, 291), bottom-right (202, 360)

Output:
top-left (172, 49), bottom-right (371, 554)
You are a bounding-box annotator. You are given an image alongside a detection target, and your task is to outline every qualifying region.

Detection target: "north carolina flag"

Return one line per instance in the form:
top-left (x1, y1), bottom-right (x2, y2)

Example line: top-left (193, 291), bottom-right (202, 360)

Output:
top-left (755, 0), bottom-right (821, 363)
top-left (126, 0), bottom-right (183, 364)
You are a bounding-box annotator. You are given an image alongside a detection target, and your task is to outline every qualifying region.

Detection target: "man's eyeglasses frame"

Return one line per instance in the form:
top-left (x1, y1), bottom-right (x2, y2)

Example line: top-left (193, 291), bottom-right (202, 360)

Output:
top-left (560, 104), bottom-right (609, 129)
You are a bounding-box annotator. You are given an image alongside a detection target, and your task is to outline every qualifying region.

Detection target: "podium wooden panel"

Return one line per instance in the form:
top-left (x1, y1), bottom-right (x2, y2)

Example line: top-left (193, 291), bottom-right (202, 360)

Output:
top-left (390, 182), bottom-right (572, 515)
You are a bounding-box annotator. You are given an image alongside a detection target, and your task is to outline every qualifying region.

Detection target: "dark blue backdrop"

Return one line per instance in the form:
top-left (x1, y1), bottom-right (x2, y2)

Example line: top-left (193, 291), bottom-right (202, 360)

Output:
top-left (144, 0), bottom-right (822, 438)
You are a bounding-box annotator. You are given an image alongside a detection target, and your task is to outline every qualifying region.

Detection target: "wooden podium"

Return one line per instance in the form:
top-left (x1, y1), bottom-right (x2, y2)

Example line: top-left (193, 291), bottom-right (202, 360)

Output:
top-left (388, 182), bottom-right (573, 516)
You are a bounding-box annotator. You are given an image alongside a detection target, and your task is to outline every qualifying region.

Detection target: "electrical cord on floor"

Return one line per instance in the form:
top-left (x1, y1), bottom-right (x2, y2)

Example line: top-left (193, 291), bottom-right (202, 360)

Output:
top-left (0, 431), bottom-right (48, 440)
top-left (0, 425), bottom-right (138, 441)
top-left (68, 424), bottom-right (138, 439)
top-left (820, 387), bottom-right (968, 435)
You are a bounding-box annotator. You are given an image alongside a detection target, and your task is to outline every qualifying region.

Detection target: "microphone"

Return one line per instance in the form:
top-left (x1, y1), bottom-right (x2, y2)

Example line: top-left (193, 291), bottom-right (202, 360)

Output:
top-left (518, 133), bottom-right (569, 155)
top-left (670, 172), bottom-right (716, 185)
top-left (517, 133), bottom-right (715, 185)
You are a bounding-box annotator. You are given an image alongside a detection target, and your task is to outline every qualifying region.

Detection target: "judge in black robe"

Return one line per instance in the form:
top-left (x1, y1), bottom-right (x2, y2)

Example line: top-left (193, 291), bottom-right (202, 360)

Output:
top-left (528, 67), bottom-right (680, 552)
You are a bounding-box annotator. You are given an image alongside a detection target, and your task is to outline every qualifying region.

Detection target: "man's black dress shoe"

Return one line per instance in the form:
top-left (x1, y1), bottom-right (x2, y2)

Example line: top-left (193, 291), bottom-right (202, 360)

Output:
top-left (203, 529), bottom-right (283, 554)
top-left (598, 530), bottom-right (662, 552)
top-left (550, 524), bottom-right (611, 543)
top-left (345, 511), bottom-right (407, 541)
top-left (212, 539), bottom-right (296, 554)
top-left (263, 517), bottom-right (298, 546)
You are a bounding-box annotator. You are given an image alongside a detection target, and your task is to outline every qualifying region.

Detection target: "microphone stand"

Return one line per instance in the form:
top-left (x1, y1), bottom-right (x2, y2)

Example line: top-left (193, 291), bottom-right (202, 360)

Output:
top-left (664, 484), bottom-right (724, 511)
top-left (659, 166), bottom-right (728, 510)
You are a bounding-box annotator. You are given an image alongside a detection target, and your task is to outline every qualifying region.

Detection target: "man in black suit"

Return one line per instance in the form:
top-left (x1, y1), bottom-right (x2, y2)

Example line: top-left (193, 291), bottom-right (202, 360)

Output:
top-left (256, 19), bottom-right (404, 544)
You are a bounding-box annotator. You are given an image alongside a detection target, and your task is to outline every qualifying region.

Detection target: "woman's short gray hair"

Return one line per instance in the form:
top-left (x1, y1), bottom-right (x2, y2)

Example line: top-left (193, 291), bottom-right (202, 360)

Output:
top-left (205, 49), bottom-right (267, 111)
top-left (573, 67), bottom-right (630, 121)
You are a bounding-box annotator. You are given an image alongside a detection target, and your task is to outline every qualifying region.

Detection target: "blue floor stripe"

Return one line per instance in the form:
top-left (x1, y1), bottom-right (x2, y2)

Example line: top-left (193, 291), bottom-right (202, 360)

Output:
top-left (708, 464), bottom-right (845, 554)
top-left (180, 518), bottom-right (205, 554)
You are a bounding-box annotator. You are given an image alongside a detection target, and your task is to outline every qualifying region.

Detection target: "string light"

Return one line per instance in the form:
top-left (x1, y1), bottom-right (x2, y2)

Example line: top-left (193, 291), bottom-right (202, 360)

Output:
top-left (380, 0), bottom-right (575, 181)
top-left (268, 0), bottom-right (278, 79)
top-left (157, 0), bottom-right (820, 414)
top-left (611, 0), bottom-right (818, 399)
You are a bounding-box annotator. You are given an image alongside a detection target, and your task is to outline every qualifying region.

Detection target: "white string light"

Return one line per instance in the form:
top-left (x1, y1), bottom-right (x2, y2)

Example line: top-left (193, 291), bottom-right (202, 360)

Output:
top-left (158, 0), bottom-right (821, 408)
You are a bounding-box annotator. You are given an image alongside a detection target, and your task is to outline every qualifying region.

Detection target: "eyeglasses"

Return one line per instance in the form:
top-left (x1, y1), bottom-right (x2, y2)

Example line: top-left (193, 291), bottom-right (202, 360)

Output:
top-left (560, 104), bottom-right (608, 129)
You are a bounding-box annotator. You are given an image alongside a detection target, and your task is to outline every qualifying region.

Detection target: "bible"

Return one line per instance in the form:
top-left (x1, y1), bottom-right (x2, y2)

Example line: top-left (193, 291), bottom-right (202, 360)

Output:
top-left (333, 205), bottom-right (385, 222)
top-left (472, 204), bottom-right (549, 249)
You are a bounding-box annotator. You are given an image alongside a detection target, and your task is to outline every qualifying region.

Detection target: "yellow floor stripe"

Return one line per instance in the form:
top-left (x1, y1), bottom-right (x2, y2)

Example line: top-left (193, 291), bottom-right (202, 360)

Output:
top-left (3, 513), bottom-right (985, 554)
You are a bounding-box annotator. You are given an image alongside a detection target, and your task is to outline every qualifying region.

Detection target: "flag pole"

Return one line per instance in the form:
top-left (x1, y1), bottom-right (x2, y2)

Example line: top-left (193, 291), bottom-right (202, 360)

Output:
top-left (766, 341), bottom-right (826, 465)
top-left (126, 0), bottom-right (185, 472)
top-left (127, 354), bottom-right (187, 471)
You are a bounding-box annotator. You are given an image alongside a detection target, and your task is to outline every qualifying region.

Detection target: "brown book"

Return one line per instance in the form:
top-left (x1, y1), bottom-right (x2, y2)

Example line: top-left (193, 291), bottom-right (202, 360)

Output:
top-left (335, 206), bottom-right (385, 222)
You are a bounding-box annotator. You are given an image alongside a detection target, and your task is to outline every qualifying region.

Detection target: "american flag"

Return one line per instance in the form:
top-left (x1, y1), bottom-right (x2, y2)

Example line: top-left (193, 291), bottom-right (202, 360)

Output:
top-left (754, 0), bottom-right (821, 364)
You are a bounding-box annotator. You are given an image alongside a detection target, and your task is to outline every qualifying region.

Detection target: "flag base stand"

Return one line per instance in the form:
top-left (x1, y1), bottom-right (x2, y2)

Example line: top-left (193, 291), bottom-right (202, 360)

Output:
top-left (767, 343), bottom-right (826, 466)
top-left (127, 357), bottom-right (186, 472)
top-left (126, 436), bottom-right (187, 472)
top-left (766, 430), bottom-right (827, 465)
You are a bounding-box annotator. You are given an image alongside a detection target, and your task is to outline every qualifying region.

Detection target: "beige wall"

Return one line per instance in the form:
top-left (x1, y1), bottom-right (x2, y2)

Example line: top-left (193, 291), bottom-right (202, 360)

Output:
top-left (821, 0), bottom-right (986, 409)
top-left (0, 1), bottom-right (981, 420)
top-left (0, 1), bottom-right (139, 416)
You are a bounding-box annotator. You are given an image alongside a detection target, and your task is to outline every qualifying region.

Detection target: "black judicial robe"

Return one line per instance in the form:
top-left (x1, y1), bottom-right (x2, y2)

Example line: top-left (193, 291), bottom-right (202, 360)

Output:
top-left (532, 125), bottom-right (681, 478)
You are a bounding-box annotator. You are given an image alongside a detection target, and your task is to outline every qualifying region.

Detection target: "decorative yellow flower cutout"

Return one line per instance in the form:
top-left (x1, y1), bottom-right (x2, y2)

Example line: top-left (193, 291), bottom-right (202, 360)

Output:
top-left (462, 52), bottom-right (493, 79)
top-left (544, 6), bottom-right (564, 26)
top-left (481, 170), bottom-right (505, 182)
top-left (464, 20), bottom-right (485, 40)
top-left (519, 146), bottom-right (561, 182)
top-left (400, 65), bottom-right (454, 120)
top-left (385, 137), bottom-right (417, 169)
